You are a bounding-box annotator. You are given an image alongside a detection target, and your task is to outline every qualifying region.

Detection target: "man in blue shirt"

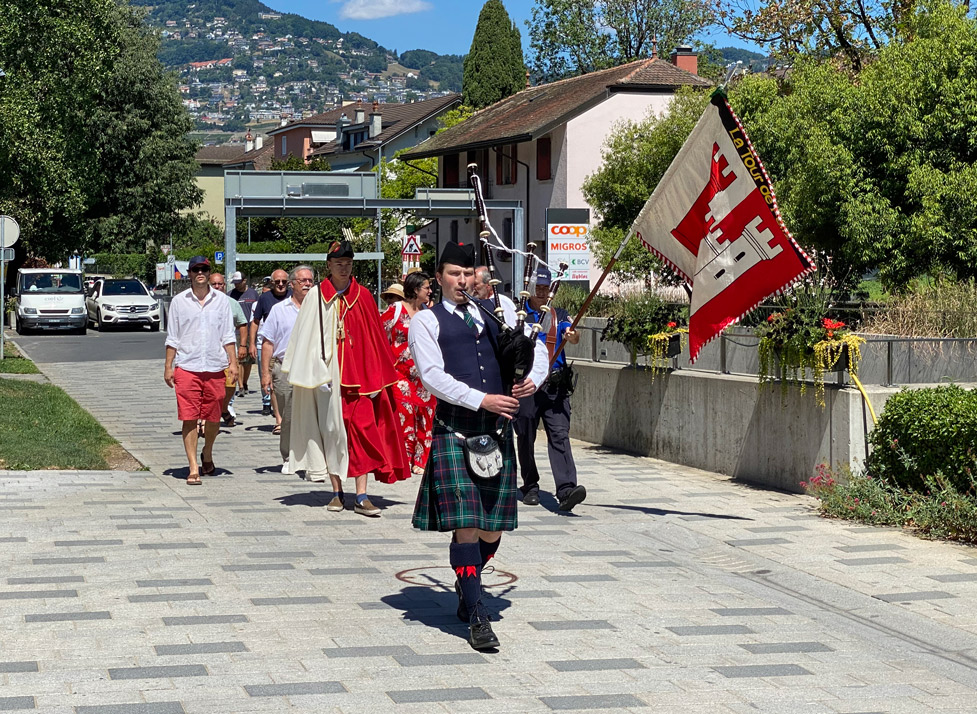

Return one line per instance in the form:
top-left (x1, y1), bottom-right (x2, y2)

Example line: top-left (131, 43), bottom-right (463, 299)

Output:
top-left (513, 266), bottom-right (587, 512)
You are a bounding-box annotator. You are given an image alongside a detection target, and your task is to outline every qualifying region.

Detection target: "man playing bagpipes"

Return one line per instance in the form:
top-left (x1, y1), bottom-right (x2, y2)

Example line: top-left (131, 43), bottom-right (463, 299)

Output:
top-left (407, 240), bottom-right (549, 651)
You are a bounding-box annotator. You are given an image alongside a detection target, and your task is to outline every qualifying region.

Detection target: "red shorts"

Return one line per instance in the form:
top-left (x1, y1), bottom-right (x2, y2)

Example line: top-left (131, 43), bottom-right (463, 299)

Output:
top-left (174, 367), bottom-right (225, 423)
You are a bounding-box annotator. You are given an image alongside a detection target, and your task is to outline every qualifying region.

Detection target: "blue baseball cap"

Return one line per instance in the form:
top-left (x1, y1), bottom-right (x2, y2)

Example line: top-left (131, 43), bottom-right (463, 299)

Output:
top-left (534, 265), bottom-right (552, 286)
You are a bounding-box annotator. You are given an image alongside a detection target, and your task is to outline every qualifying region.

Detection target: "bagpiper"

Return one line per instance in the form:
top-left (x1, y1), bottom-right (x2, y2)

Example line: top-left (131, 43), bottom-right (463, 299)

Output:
top-left (407, 241), bottom-right (549, 650)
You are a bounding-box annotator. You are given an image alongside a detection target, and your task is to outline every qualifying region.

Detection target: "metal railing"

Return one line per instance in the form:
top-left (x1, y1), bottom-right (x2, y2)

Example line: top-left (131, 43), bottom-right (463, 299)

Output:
top-left (562, 323), bottom-right (977, 387)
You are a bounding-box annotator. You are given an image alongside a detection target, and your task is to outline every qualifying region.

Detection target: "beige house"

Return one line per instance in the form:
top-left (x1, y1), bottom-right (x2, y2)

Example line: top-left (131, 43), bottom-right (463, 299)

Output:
top-left (192, 140), bottom-right (275, 226)
top-left (400, 49), bottom-right (711, 285)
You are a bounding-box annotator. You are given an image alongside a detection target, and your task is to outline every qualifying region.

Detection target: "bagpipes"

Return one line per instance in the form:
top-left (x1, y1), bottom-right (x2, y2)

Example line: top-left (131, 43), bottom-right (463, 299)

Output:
top-left (465, 163), bottom-right (568, 394)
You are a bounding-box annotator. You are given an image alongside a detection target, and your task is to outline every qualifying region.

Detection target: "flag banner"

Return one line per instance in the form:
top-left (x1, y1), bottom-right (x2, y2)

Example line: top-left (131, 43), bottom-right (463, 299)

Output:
top-left (630, 92), bottom-right (815, 362)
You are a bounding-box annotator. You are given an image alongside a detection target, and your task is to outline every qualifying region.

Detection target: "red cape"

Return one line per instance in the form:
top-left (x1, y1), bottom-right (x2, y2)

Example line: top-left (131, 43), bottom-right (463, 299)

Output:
top-left (320, 277), bottom-right (409, 483)
top-left (320, 277), bottom-right (399, 393)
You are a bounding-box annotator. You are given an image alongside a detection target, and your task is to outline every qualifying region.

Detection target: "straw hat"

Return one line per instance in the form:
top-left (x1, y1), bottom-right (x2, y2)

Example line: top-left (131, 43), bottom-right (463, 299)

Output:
top-left (381, 283), bottom-right (405, 300)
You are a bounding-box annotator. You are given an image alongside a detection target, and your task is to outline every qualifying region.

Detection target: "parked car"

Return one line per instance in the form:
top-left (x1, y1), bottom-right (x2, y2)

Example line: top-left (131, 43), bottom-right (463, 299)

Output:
top-left (14, 268), bottom-right (88, 335)
top-left (86, 278), bottom-right (161, 331)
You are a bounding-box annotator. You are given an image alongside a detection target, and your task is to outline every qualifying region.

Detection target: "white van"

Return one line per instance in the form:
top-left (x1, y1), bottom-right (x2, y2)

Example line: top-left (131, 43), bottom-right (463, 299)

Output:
top-left (14, 268), bottom-right (88, 335)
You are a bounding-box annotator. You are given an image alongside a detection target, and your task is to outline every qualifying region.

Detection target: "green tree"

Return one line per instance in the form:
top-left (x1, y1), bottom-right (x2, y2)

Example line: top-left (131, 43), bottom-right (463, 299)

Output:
top-left (528, 0), bottom-right (715, 82)
top-left (582, 1), bottom-right (977, 290)
top-left (463, 0), bottom-right (526, 108)
top-left (0, 0), bottom-right (200, 268)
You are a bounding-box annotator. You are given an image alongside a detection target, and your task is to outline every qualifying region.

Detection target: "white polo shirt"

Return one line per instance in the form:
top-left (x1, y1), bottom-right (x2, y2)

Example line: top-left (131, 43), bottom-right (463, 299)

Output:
top-left (257, 296), bottom-right (302, 361)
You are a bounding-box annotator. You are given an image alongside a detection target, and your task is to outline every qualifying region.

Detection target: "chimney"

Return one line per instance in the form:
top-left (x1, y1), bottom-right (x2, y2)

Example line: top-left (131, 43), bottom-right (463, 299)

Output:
top-left (651, 36), bottom-right (658, 60)
top-left (245, 129), bottom-right (254, 153)
top-left (369, 109), bottom-right (382, 139)
top-left (255, 135), bottom-right (263, 150)
top-left (336, 113), bottom-right (350, 148)
top-left (670, 44), bottom-right (697, 75)
top-left (525, 69), bottom-right (530, 89)
top-left (354, 106), bottom-right (365, 124)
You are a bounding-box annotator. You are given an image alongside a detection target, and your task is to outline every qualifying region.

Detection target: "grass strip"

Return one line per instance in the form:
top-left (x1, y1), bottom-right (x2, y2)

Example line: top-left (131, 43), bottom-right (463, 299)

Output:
top-left (0, 341), bottom-right (40, 374)
top-left (0, 378), bottom-right (116, 469)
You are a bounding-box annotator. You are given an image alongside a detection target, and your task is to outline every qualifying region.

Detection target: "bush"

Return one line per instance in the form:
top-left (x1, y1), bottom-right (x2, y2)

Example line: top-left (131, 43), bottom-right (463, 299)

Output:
top-left (866, 385), bottom-right (977, 494)
top-left (805, 464), bottom-right (977, 544)
top-left (862, 278), bottom-right (977, 337)
top-left (87, 253), bottom-right (156, 284)
top-left (599, 291), bottom-right (685, 359)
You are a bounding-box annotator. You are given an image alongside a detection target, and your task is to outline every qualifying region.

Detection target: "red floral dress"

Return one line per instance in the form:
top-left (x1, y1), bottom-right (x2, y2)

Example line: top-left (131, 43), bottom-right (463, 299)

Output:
top-left (381, 304), bottom-right (436, 474)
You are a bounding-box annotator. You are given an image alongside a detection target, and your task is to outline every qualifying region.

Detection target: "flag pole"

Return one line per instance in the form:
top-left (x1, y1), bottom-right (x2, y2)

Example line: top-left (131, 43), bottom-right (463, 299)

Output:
top-left (549, 229), bottom-right (634, 370)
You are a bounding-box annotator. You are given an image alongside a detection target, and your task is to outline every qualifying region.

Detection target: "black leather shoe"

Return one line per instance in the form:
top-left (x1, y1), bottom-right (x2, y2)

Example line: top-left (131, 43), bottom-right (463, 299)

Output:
top-left (522, 490), bottom-right (540, 506)
top-left (558, 485), bottom-right (587, 512)
top-left (455, 580), bottom-right (468, 622)
top-left (468, 618), bottom-right (500, 650)
top-left (261, 405), bottom-right (272, 416)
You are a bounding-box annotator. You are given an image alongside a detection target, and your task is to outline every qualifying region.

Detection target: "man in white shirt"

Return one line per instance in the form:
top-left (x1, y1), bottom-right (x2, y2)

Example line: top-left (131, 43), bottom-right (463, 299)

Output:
top-left (163, 256), bottom-right (238, 486)
top-left (408, 241), bottom-right (548, 651)
top-left (258, 265), bottom-right (314, 470)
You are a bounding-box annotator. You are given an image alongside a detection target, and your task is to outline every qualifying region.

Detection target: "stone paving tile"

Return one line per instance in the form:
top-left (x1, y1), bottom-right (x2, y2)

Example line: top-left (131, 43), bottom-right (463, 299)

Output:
top-left (386, 686), bottom-right (490, 703)
top-left (539, 693), bottom-right (647, 709)
top-left (0, 698), bottom-right (34, 712)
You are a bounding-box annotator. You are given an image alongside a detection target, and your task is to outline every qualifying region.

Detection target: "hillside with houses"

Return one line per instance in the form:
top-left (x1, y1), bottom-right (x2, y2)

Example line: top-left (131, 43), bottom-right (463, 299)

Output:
top-left (141, 0), bottom-right (464, 136)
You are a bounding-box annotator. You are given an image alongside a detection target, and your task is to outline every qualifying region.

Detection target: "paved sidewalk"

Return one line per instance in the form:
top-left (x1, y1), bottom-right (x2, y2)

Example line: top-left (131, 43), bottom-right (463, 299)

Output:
top-left (2, 358), bottom-right (977, 712)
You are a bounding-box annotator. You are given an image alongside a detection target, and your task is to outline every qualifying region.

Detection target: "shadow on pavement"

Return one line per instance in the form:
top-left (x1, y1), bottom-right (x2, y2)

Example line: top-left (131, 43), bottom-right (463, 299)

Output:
top-left (274, 491), bottom-right (408, 509)
top-left (381, 585), bottom-right (512, 644)
top-left (586, 502), bottom-right (754, 520)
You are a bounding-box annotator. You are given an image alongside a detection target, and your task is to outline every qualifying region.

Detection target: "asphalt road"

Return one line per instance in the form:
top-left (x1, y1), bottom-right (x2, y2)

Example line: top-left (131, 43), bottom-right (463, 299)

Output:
top-left (6, 324), bottom-right (166, 363)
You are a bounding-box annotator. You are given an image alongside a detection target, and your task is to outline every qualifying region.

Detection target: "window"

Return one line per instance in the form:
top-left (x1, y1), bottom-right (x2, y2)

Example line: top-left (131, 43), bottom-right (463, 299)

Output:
top-left (467, 149), bottom-right (488, 184)
top-left (281, 136), bottom-right (287, 157)
top-left (496, 144), bottom-right (517, 186)
top-left (536, 137), bottom-right (551, 181)
top-left (443, 153), bottom-right (459, 188)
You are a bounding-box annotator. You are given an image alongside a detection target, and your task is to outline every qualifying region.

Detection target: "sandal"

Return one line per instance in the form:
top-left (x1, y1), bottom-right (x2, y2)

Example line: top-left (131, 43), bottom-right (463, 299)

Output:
top-left (200, 454), bottom-right (216, 476)
top-left (272, 424), bottom-right (281, 435)
top-left (186, 473), bottom-right (202, 486)
top-left (221, 411), bottom-right (236, 427)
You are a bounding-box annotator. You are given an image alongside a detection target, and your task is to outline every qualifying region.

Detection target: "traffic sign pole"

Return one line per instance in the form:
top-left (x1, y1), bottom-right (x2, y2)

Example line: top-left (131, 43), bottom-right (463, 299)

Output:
top-left (0, 215), bottom-right (21, 361)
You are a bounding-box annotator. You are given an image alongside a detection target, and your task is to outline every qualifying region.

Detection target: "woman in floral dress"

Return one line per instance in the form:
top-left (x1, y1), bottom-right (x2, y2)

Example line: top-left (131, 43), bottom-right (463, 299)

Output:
top-left (381, 271), bottom-right (436, 474)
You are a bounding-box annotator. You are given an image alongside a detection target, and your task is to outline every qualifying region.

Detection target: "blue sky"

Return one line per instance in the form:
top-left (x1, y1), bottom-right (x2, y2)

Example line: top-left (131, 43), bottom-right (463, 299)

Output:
top-left (265, 0), bottom-right (760, 57)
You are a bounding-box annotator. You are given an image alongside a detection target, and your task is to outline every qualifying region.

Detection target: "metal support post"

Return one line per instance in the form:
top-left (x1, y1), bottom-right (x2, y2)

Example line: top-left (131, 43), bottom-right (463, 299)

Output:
top-left (719, 333), bottom-right (727, 374)
top-left (0, 224), bottom-right (5, 362)
top-left (512, 205), bottom-right (525, 293)
top-left (225, 205), bottom-right (237, 281)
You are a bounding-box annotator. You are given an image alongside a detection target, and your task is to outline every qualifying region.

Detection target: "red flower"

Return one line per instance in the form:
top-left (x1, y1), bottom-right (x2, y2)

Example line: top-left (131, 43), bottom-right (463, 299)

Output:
top-left (767, 314), bottom-right (776, 322)
top-left (667, 321), bottom-right (677, 329)
top-left (822, 318), bottom-right (846, 330)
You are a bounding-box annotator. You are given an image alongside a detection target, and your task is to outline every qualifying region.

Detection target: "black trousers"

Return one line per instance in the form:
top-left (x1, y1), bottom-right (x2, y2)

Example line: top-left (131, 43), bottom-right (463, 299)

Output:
top-left (513, 381), bottom-right (577, 497)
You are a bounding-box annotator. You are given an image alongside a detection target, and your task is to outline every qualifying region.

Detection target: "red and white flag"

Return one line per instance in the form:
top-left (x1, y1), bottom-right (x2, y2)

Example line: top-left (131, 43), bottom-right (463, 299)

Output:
top-left (631, 92), bottom-right (815, 362)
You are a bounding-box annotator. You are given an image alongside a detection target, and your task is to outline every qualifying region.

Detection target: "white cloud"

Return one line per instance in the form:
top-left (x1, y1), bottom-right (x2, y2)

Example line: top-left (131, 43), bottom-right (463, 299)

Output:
top-left (338, 0), bottom-right (433, 20)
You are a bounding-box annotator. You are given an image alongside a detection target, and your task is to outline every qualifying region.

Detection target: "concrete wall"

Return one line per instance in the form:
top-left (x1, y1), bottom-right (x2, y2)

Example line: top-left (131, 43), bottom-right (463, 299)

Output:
top-left (568, 362), bottom-right (908, 493)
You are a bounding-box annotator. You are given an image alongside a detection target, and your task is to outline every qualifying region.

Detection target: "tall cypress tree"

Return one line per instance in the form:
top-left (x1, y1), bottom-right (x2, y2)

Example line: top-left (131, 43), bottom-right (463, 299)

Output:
top-left (463, 0), bottom-right (526, 109)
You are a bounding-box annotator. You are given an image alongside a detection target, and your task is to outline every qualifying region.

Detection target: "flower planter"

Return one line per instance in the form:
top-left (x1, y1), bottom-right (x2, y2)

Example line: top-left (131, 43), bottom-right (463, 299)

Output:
top-left (665, 332), bottom-right (683, 358)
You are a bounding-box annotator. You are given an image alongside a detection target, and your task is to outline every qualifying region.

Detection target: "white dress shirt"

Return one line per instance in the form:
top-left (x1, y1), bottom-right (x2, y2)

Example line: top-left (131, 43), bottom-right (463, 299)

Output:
top-left (165, 287), bottom-right (236, 373)
top-left (408, 296), bottom-right (549, 412)
top-left (257, 297), bottom-right (301, 360)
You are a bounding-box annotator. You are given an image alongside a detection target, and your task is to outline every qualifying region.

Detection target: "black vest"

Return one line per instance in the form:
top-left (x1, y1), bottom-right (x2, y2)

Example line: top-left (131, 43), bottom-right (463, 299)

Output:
top-left (433, 300), bottom-right (504, 396)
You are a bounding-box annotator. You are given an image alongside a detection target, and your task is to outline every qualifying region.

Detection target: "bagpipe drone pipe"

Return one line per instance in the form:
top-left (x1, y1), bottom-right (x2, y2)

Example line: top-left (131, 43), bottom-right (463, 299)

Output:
top-left (466, 163), bottom-right (568, 394)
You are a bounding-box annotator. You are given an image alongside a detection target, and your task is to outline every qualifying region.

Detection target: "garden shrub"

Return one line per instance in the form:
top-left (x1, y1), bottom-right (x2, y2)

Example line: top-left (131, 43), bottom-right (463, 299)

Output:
top-left (866, 385), bottom-right (977, 493)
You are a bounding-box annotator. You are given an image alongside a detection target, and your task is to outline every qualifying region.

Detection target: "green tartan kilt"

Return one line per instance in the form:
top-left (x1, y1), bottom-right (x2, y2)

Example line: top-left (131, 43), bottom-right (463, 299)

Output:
top-left (411, 406), bottom-right (518, 532)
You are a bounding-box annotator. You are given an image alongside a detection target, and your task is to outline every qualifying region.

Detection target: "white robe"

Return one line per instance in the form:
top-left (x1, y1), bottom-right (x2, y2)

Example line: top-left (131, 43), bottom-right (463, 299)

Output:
top-left (282, 288), bottom-right (348, 481)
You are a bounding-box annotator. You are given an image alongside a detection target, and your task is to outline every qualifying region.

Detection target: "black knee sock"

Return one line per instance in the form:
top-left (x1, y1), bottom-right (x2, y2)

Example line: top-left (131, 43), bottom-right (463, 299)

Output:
top-left (449, 542), bottom-right (482, 621)
top-left (479, 537), bottom-right (500, 568)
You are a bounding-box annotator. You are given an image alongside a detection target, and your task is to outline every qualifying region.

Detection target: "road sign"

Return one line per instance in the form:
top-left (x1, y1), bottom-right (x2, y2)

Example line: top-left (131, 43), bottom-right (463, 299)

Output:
top-left (215, 251), bottom-right (225, 265)
top-left (167, 254), bottom-right (176, 264)
top-left (0, 215), bottom-right (19, 248)
top-left (161, 244), bottom-right (171, 255)
top-left (401, 235), bottom-right (421, 256)
top-left (83, 257), bottom-right (96, 265)
top-left (1, 247), bottom-right (13, 262)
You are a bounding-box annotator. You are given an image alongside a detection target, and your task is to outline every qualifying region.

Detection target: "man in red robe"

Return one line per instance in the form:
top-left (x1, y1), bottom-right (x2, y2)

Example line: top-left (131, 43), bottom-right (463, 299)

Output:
top-left (319, 240), bottom-right (410, 515)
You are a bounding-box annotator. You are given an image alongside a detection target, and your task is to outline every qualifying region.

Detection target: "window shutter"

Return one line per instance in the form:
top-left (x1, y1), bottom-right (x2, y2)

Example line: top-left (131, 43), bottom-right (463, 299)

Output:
top-left (536, 138), bottom-right (551, 181)
top-left (443, 153), bottom-right (459, 187)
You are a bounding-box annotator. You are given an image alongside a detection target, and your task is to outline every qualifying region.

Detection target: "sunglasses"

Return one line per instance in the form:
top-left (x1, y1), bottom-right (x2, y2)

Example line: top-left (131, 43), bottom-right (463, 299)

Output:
top-left (190, 266), bottom-right (210, 273)
top-left (272, 280), bottom-right (288, 286)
